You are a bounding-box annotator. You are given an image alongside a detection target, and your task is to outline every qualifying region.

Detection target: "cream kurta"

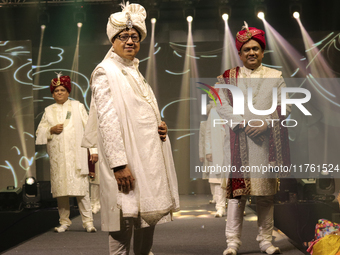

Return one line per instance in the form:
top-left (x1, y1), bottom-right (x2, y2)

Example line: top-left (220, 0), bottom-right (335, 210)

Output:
top-left (199, 121), bottom-right (209, 179)
top-left (216, 65), bottom-right (291, 196)
top-left (205, 104), bottom-right (226, 184)
top-left (36, 100), bottom-right (95, 198)
top-left (90, 51), bottom-right (179, 231)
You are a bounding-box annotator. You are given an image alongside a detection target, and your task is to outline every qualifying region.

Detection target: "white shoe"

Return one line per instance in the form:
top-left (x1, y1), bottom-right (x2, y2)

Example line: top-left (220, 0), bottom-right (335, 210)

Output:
top-left (223, 248), bottom-right (237, 255)
top-left (209, 199), bottom-right (216, 204)
top-left (262, 245), bottom-right (281, 254)
top-left (214, 209), bottom-right (226, 218)
top-left (85, 223), bottom-right (97, 233)
top-left (92, 204), bottom-right (101, 214)
top-left (54, 224), bottom-right (69, 233)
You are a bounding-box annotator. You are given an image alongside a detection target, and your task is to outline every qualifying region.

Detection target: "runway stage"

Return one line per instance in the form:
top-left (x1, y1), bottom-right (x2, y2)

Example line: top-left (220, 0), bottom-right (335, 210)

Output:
top-left (2, 195), bottom-right (306, 255)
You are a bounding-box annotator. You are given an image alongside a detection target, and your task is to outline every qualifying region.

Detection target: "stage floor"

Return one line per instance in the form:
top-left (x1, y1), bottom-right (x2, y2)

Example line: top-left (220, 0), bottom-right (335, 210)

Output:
top-left (2, 195), bottom-right (306, 255)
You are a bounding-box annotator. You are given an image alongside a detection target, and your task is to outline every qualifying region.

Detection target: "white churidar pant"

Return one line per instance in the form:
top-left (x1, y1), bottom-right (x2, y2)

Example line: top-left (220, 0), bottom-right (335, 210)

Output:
top-left (225, 195), bottom-right (274, 251)
top-left (210, 183), bottom-right (227, 211)
top-left (56, 188), bottom-right (93, 228)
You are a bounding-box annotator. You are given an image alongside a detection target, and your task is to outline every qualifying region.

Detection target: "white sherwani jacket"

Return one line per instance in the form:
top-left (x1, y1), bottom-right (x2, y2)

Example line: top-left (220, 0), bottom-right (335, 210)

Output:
top-left (36, 100), bottom-right (96, 198)
top-left (216, 65), bottom-right (291, 196)
top-left (199, 121), bottom-right (209, 179)
top-left (89, 51), bottom-right (179, 232)
top-left (205, 104), bottom-right (228, 184)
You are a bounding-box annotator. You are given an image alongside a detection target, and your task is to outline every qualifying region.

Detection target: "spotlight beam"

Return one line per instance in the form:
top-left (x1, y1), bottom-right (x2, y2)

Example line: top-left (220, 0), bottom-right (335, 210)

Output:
top-left (257, 11), bottom-right (265, 20)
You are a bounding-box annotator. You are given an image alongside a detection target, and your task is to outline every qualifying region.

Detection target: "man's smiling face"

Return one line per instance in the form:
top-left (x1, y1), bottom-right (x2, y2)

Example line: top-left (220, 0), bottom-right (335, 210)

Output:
top-left (238, 39), bottom-right (264, 70)
top-left (112, 28), bottom-right (140, 61)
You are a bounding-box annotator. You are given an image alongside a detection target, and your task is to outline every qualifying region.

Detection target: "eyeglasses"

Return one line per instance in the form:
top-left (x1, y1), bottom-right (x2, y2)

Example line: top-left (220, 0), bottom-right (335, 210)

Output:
top-left (116, 34), bottom-right (140, 43)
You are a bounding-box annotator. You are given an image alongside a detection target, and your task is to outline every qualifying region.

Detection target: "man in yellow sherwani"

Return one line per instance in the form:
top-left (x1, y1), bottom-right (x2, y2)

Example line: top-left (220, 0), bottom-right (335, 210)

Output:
top-left (89, 2), bottom-right (180, 254)
top-left (36, 74), bottom-right (97, 233)
top-left (217, 23), bottom-right (291, 255)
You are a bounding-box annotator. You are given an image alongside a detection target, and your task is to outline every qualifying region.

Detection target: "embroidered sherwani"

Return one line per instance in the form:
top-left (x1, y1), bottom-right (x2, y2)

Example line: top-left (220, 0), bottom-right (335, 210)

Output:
top-left (36, 99), bottom-right (96, 227)
top-left (205, 102), bottom-right (227, 212)
top-left (199, 121), bottom-right (209, 179)
top-left (90, 51), bottom-right (179, 232)
top-left (217, 65), bottom-right (291, 197)
top-left (216, 65), bottom-right (291, 251)
top-left (36, 100), bottom-right (97, 197)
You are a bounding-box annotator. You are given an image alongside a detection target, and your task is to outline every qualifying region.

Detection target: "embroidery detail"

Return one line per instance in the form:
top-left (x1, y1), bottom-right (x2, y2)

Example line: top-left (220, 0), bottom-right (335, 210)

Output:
top-left (126, 13), bottom-right (133, 29)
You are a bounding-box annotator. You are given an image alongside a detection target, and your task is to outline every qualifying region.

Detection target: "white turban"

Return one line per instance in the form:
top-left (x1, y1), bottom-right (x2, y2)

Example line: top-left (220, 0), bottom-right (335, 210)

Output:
top-left (107, 1), bottom-right (147, 43)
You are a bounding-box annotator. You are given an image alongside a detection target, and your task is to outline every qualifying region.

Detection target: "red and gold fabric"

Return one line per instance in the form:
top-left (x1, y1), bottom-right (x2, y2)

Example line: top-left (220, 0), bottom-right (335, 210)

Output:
top-left (236, 26), bottom-right (266, 51)
top-left (50, 75), bottom-right (72, 93)
top-left (217, 67), bottom-right (291, 198)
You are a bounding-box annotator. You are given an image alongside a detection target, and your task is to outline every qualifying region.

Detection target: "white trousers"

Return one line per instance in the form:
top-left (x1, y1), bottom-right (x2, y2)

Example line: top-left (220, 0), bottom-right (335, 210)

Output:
top-left (109, 217), bottom-right (155, 255)
top-left (210, 183), bottom-right (216, 201)
top-left (90, 183), bottom-right (100, 207)
top-left (225, 195), bottom-right (274, 251)
top-left (56, 189), bottom-right (93, 228)
top-left (210, 183), bottom-right (226, 211)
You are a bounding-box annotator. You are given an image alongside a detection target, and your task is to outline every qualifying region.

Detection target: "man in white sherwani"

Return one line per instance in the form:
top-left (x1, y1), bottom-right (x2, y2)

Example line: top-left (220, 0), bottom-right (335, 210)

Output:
top-left (217, 23), bottom-right (291, 255)
top-left (89, 159), bottom-right (101, 214)
top-left (199, 120), bottom-right (217, 204)
top-left (36, 74), bottom-right (97, 233)
top-left (205, 101), bottom-right (227, 217)
top-left (199, 120), bottom-right (209, 179)
top-left (89, 2), bottom-right (180, 254)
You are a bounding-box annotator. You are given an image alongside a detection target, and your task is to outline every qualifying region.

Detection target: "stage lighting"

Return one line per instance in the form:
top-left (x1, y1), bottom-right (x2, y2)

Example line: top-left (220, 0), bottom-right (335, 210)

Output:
top-left (219, 5), bottom-right (231, 21)
top-left (293, 11), bottom-right (300, 19)
top-left (151, 18), bottom-right (156, 24)
top-left (255, 4), bottom-right (266, 20)
top-left (187, 16), bottom-right (193, 23)
top-left (149, 8), bottom-right (159, 22)
top-left (222, 13), bottom-right (229, 21)
top-left (257, 11), bottom-right (265, 20)
top-left (0, 186), bottom-right (22, 211)
top-left (74, 5), bottom-right (86, 24)
top-left (290, 1), bottom-right (302, 19)
top-left (38, 11), bottom-right (49, 26)
top-left (183, 7), bottom-right (195, 21)
top-left (23, 177), bottom-right (41, 209)
top-left (26, 177), bottom-right (35, 186)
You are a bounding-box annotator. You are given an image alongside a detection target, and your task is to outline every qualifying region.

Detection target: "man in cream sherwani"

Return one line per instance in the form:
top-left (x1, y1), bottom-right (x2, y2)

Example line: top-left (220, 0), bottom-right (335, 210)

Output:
top-left (88, 2), bottom-right (179, 254)
top-left (217, 23), bottom-right (291, 255)
top-left (205, 101), bottom-right (227, 217)
top-left (36, 74), bottom-right (97, 233)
